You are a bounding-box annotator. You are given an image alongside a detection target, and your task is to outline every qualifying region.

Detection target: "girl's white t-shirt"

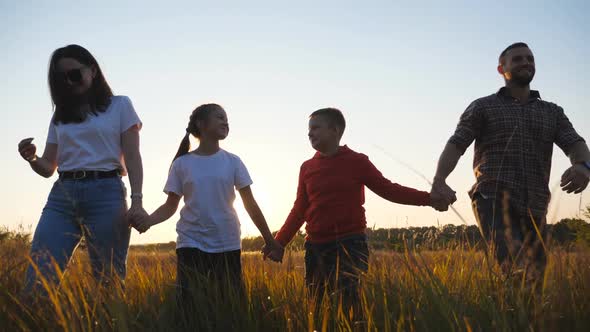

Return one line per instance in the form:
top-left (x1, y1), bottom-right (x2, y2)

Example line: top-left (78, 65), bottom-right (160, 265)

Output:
top-left (164, 150), bottom-right (253, 253)
top-left (46, 95), bottom-right (141, 173)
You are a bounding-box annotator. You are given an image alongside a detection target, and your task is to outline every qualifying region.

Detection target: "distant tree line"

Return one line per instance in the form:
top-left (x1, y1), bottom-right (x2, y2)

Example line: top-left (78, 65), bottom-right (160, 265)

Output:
top-left (240, 216), bottom-right (590, 252)
top-left (4, 207), bottom-right (590, 252)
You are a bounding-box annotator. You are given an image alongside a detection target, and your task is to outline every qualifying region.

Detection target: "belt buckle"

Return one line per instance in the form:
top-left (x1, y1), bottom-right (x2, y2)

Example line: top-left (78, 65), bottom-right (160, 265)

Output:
top-left (73, 170), bottom-right (87, 180)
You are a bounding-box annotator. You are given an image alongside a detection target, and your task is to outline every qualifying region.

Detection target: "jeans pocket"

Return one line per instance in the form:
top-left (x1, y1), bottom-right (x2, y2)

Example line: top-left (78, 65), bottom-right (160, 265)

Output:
top-left (118, 179), bottom-right (128, 203)
top-left (94, 178), bottom-right (126, 201)
top-left (48, 179), bottom-right (71, 200)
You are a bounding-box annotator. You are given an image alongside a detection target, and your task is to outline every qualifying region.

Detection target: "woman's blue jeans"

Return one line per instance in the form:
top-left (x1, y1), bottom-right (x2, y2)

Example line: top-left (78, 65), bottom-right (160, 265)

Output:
top-left (24, 177), bottom-right (130, 293)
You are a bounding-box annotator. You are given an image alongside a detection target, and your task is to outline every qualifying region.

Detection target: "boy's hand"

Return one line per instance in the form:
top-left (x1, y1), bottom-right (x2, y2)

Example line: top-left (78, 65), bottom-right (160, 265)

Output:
top-left (262, 239), bottom-right (284, 263)
top-left (430, 179), bottom-right (456, 211)
top-left (430, 192), bottom-right (450, 211)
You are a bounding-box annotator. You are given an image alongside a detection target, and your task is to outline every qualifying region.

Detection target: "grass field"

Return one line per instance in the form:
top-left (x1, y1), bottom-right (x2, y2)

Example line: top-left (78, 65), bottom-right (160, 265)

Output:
top-left (1, 234), bottom-right (589, 331)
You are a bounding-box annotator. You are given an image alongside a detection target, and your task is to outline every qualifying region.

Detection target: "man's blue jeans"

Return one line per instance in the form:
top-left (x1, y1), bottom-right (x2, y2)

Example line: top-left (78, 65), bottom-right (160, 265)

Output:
top-left (24, 177), bottom-right (130, 292)
top-left (471, 192), bottom-right (547, 278)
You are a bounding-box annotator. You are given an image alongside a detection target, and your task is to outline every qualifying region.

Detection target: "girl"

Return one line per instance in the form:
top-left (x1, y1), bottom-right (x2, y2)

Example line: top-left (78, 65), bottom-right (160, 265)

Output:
top-left (17, 44), bottom-right (146, 294)
top-left (134, 103), bottom-right (283, 302)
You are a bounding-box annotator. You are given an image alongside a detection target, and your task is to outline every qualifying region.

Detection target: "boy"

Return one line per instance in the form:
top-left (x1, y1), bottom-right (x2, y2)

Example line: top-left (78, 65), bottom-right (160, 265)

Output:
top-left (265, 108), bottom-right (440, 319)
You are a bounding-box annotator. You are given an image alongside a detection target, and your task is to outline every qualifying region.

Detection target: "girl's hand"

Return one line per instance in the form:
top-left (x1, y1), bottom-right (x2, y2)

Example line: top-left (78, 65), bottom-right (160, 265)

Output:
top-left (262, 239), bottom-right (285, 263)
top-left (127, 202), bottom-right (147, 227)
top-left (133, 213), bottom-right (152, 234)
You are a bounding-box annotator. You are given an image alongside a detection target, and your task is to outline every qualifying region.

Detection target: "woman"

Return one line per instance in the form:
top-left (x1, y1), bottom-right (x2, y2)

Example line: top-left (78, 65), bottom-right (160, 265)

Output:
top-left (17, 44), bottom-right (146, 293)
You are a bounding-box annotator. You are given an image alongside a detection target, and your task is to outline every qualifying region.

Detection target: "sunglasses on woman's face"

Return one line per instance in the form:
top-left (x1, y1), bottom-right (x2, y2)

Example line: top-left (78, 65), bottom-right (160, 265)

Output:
top-left (57, 68), bottom-right (85, 84)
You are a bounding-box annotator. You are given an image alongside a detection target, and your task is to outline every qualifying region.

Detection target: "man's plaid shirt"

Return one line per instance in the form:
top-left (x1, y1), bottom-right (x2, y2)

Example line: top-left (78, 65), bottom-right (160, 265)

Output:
top-left (448, 87), bottom-right (585, 216)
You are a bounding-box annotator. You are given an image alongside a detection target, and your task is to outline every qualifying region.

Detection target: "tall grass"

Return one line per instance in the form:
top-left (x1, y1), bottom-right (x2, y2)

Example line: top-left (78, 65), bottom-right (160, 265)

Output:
top-left (1, 233), bottom-right (589, 331)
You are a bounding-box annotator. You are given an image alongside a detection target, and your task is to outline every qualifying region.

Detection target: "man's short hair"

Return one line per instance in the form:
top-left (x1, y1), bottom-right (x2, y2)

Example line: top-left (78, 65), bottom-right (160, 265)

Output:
top-left (310, 108), bottom-right (346, 136)
top-left (499, 42), bottom-right (530, 65)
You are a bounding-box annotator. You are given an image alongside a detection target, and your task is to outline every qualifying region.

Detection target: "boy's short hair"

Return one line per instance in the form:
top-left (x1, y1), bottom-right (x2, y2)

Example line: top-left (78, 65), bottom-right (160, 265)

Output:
top-left (310, 108), bottom-right (346, 137)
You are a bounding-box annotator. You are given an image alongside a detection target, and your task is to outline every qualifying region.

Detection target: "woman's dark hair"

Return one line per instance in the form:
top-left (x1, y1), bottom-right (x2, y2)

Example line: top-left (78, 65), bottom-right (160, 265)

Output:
top-left (172, 103), bottom-right (225, 164)
top-left (48, 44), bottom-right (113, 124)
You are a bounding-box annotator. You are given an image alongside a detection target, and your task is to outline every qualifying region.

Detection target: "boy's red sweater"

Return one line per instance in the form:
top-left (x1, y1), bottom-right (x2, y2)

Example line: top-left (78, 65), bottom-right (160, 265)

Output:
top-left (275, 145), bottom-right (431, 245)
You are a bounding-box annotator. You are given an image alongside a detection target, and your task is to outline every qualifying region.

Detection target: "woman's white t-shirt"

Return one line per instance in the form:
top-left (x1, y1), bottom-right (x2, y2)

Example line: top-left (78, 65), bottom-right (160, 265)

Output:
top-left (46, 95), bottom-right (141, 173)
top-left (164, 150), bottom-right (253, 253)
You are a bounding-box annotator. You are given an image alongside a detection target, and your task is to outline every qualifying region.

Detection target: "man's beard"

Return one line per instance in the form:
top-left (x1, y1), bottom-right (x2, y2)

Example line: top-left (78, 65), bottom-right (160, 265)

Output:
top-left (509, 68), bottom-right (535, 87)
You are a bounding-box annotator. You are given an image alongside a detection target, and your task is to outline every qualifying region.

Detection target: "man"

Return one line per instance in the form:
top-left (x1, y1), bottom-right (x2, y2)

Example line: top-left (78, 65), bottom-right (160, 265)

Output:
top-left (431, 42), bottom-right (590, 281)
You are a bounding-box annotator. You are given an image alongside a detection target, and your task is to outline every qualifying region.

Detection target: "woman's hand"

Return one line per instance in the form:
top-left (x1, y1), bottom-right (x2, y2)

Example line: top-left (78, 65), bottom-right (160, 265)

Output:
top-left (18, 138), bottom-right (37, 162)
top-left (18, 139), bottom-right (57, 178)
top-left (128, 201), bottom-right (148, 229)
top-left (130, 208), bottom-right (152, 233)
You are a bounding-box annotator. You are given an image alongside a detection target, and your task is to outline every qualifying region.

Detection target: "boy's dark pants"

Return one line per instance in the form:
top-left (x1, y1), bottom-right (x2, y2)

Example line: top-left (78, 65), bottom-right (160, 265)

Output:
top-left (471, 193), bottom-right (547, 279)
top-left (304, 234), bottom-right (369, 320)
top-left (175, 247), bottom-right (244, 312)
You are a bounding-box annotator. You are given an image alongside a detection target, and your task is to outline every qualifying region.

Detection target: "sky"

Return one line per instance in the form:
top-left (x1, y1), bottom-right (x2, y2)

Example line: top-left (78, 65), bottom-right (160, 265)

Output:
top-left (1, 0), bottom-right (588, 244)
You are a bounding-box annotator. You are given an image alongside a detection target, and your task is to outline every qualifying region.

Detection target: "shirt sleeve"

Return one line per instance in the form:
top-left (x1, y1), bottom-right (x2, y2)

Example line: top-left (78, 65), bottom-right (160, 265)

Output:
top-left (447, 101), bottom-right (483, 154)
top-left (359, 154), bottom-right (430, 206)
top-left (119, 96), bottom-right (142, 133)
top-left (46, 119), bottom-right (58, 144)
top-left (275, 164), bottom-right (309, 246)
top-left (554, 106), bottom-right (585, 155)
top-left (234, 156), bottom-right (254, 190)
top-left (163, 160), bottom-right (183, 197)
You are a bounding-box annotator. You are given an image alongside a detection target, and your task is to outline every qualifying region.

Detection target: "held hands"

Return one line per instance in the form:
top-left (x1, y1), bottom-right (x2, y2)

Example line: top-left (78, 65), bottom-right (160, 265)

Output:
top-left (430, 179), bottom-right (457, 212)
top-left (561, 164), bottom-right (590, 194)
top-left (133, 214), bottom-right (152, 234)
top-left (128, 203), bottom-right (151, 233)
top-left (130, 212), bottom-right (152, 233)
top-left (261, 238), bottom-right (285, 263)
top-left (18, 137), bottom-right (37, 162)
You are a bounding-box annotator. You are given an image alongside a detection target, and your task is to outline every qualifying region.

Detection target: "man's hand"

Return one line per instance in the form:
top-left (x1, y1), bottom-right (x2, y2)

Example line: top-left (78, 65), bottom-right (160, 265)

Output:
top-left (561, 164), bottom-right (590, 194)
top-left (430, 192), bottom-right (450, 211)
top-left (430, 179), bottom-right (457, 211)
